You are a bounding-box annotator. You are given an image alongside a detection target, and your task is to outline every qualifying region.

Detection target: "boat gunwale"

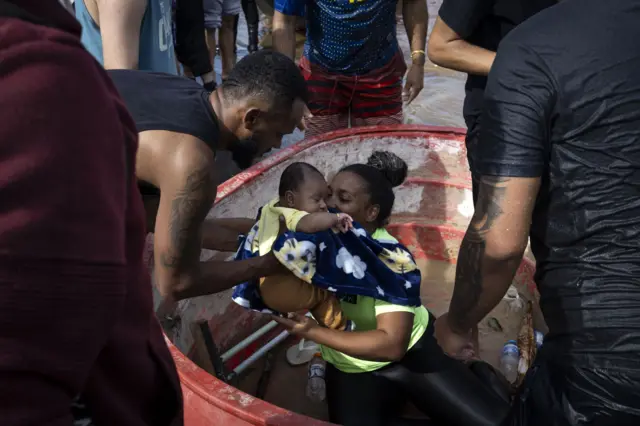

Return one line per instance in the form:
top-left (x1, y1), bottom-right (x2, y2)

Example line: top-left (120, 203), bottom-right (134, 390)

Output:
top-left (216, 124), bottom-right (467, 202)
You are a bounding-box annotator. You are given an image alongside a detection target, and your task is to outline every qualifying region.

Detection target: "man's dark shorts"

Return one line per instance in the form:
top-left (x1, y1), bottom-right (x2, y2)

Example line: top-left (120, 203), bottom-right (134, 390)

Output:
top-left (464, 113), bottom-right (481, 204)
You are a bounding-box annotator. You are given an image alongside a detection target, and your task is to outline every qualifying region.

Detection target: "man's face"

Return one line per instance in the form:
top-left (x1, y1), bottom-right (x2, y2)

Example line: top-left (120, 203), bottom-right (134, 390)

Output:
top-left (230, 98), bottom-right (306, 169)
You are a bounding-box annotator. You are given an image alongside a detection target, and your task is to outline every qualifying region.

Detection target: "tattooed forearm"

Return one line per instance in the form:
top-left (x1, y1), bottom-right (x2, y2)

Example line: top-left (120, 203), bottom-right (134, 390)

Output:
top-left (470, 176), bottom-right (509, 238)
top-left (448, 176), bottom-right (510, 331)
top-left (449, 233), bottom-right (485, 329)
top-left (159, 167), bottom-right (215, 270)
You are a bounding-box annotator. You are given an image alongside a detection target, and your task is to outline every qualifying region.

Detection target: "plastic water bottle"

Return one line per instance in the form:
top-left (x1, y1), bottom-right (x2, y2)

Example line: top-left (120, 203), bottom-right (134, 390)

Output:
top-left (499, 340), bottom-right (520, 383)
top-left (306, 353), bottom-right (326, 402)
top-left (534, 330), bottom-right (544, 349)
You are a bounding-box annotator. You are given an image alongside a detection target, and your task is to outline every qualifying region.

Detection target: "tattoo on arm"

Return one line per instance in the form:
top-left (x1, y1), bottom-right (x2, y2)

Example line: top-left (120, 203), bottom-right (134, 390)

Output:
top-left (159, 167), bottom-right (214, 270)
top-left (449, 176), bottom-right (510, 331)
top-left (471, 176), bottom-right (510, 238)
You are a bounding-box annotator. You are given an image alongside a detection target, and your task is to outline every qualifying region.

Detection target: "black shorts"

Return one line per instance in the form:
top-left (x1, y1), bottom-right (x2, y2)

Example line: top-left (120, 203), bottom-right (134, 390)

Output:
top-left (464, 113), bottom-right (481, 205)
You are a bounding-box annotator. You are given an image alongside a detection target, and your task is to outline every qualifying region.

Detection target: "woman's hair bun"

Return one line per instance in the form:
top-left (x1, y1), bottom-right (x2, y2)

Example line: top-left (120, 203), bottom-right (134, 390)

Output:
top-left (366, 151), bottom-right (408, 188)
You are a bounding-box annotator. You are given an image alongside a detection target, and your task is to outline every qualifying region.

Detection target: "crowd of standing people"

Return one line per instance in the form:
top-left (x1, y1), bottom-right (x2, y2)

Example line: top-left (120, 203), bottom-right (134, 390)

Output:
top-left (1, 0), bottom-right (640, 425)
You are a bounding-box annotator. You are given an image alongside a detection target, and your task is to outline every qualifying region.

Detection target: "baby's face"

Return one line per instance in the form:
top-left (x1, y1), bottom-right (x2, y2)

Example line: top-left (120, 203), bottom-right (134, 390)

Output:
top-left (291, 175), bottom-right (330, 213)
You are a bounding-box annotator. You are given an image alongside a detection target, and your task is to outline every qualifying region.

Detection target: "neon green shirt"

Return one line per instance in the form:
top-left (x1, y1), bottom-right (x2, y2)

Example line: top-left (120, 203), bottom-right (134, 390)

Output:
top-left (320, 228), bottom-right (430, 373)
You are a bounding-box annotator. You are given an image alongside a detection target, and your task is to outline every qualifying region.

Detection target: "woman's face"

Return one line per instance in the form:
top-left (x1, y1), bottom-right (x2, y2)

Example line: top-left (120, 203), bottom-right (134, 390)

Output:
top-left (328, 171), bottom-right (380, 229)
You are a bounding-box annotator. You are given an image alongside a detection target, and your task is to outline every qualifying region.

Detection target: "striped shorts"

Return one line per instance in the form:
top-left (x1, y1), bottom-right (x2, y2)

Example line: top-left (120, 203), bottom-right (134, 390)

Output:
top-left (300, 54), bottom-right (407, 137)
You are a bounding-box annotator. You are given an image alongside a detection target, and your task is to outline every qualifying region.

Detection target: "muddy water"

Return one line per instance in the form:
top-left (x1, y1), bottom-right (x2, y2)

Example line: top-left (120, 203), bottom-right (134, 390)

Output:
top-left (221, 0), bottom-right (465, 150)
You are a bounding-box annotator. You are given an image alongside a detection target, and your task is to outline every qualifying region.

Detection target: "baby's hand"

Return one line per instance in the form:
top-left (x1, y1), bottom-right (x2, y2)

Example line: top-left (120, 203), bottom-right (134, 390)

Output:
top-left (333, 213), bottom-right (353, 233)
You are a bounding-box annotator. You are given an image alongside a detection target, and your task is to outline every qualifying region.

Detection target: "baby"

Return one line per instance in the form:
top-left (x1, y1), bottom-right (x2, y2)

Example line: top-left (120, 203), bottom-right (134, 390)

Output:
top-left (254, 162), bottom-right (354, 330)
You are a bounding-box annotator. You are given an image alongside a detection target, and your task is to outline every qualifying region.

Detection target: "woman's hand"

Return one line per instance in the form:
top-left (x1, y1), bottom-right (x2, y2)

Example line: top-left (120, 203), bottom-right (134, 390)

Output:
top-left (276, 310), bottom-right (413, 362)
top-left (272, 313), bottom-right (318, 336)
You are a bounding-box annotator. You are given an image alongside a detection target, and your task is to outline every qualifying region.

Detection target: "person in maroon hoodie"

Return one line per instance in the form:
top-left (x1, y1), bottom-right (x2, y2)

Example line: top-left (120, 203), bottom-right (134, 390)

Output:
top-left (0, 1), bottom-right (182, 424)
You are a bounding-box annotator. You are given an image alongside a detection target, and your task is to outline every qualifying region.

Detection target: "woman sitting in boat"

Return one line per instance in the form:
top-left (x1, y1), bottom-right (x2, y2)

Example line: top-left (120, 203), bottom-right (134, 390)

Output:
top-left (271, 151), bottom-right (510, 426)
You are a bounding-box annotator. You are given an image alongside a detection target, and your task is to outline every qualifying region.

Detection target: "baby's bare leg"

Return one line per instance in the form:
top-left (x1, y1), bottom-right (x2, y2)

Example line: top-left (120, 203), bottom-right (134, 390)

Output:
top-left (260, 275), bottom-right (349, 330)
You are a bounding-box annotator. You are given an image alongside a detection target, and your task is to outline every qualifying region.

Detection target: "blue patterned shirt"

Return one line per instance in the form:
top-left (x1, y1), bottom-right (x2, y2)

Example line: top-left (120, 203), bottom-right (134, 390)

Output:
top-left (275, 0), bottom-right (399, 75)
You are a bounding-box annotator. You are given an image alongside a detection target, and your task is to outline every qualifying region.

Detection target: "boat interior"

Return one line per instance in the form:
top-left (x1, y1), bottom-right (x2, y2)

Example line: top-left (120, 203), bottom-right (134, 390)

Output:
top-left (151, 126), bottom-right (545, 425)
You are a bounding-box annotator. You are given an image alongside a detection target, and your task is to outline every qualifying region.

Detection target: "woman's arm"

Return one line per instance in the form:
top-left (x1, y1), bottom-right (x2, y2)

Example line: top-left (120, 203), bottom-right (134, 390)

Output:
top-left (274, 311), bottom-right (414, 362)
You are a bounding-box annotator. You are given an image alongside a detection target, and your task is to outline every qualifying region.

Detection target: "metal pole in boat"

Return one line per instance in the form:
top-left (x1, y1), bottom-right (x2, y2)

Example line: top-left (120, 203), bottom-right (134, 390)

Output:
top-left (227, 330), bottom-right (290, 379)
top-left (224, 313), bottom-right (315, 379)
top-left (220, 320), bottom-right (279, 362)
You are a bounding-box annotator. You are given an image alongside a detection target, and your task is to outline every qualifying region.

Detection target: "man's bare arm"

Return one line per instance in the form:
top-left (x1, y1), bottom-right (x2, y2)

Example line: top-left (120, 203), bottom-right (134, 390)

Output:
top-left (447, 176), bottom-right (540, 334)
top-left (201, 218), bottom-right (256, 252)
top-left (154, 154), bottom-right (214, 299)
top-left (272, 11), bottom-right (297, 60)
top-left (96, 0), bottom-right (147, 69)
top-left (176, 254), bottom-right (284, 300)
top-left (153, 146), bottom-right (284, 300)
top-left (210, 218), bottom-right (256, 234)
top-left (402, 0), bottom-right (428, 61)
top-left (427, 17), bottom-right (495, 76)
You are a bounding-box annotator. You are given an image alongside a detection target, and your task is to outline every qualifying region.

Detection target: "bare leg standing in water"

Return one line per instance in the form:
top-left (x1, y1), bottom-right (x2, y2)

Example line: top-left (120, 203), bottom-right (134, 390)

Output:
top-left (204, 0), bottom-right (241, 79)
top-left (174, 0), bottom-right (218, 91)
top-left (234, 0), bottom-right (259, 53)
top-left (219, 14), bottom-right (238, 78)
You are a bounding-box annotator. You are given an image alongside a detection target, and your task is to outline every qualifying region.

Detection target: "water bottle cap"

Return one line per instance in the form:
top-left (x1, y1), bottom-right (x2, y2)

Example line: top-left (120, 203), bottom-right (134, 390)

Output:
top-left (503, 340), bottom-right (519, 355)
top-left (308, 363), bottom-right (325, 379)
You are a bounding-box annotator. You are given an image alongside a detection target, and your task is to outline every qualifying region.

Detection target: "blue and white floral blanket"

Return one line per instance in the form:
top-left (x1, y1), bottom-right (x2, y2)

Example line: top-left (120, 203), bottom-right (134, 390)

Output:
top-left (231, 216), bottom-right (422, 315)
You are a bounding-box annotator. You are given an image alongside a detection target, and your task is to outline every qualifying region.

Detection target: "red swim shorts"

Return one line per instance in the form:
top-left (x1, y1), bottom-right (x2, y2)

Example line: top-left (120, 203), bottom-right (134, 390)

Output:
top-left (299, 54), bottom-right (407, 137)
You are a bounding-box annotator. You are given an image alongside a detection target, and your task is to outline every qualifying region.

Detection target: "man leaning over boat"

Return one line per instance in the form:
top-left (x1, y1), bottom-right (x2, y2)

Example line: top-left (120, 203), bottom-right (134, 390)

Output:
top-left (108, 50), bottom-right (309, 304)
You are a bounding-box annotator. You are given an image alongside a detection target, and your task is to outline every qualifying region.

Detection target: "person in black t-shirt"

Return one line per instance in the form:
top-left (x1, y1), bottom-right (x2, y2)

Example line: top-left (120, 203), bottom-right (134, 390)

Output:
top-left (109, 50), bottom-right (309, 307)
top-left (427, 0), bottom-right (555, 202)
top-left (435, 0), bottom-right (640, 424)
